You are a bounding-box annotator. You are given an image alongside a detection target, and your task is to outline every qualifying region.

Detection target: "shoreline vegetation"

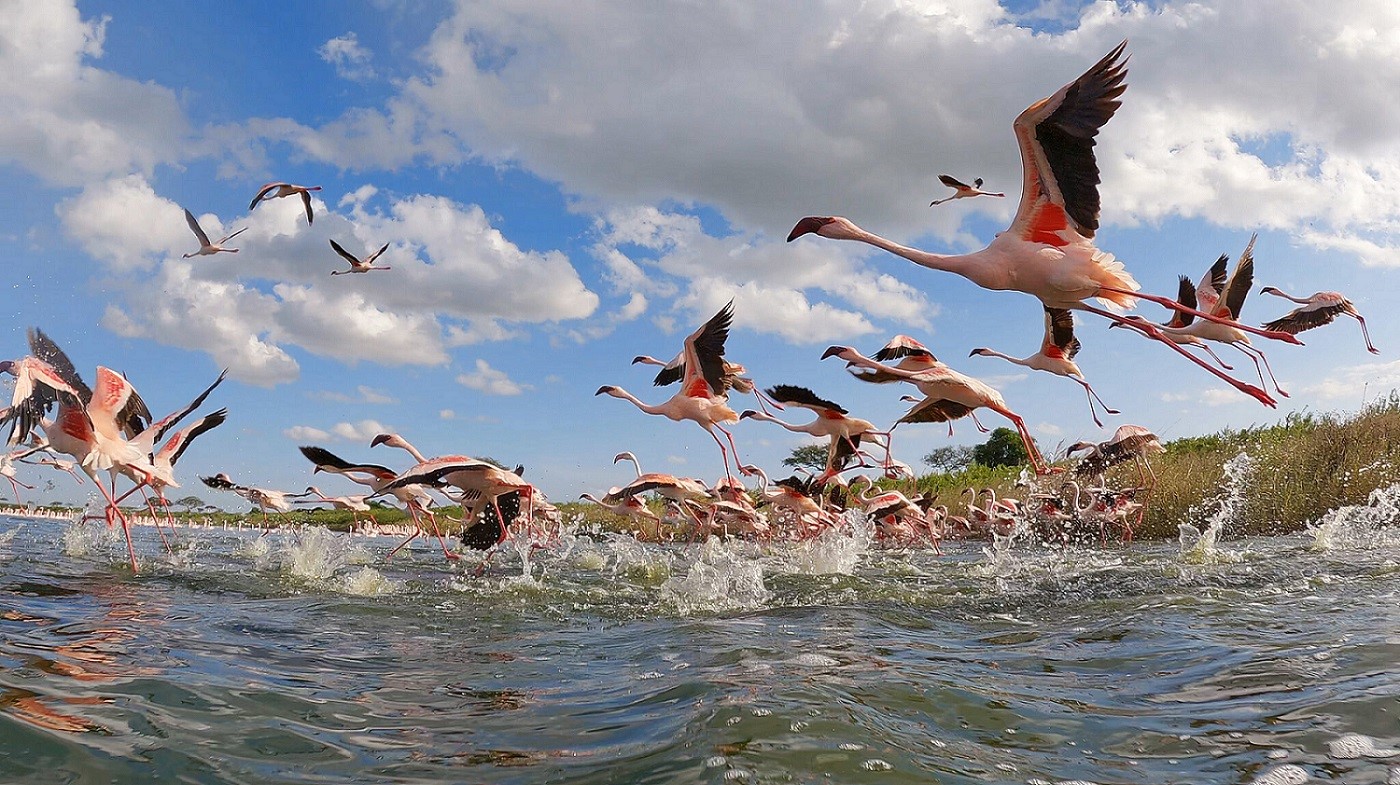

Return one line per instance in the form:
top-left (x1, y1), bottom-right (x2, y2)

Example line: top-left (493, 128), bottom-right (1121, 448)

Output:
top-left (5, 397), bottom-right (1399, 543)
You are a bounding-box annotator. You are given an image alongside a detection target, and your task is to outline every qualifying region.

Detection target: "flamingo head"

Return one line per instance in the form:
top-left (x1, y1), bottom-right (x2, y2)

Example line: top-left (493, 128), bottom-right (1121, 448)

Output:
top-left (1259, 286), bottom-right (1282, 297)
top-left (786, 216), bottom-right (842, 242)
top-left (595, 385), bottom-right (620, 396)
top-left (0, 360), bottom-right (12, 376)
top-left (630, 355), bottom-right (659, 366)
top-left (1107, 315), bottom-right (1150, 330)
top-left (968, 348), bottom-right (992, 357)
top-left (369, 433), bottom-right (399, 449)
top-left (738, 410), bottom-right (761, 420)
top-left (1064, 441), bottom-right (1094, 457)
top-left (820, 345), bottom-right (856, 362)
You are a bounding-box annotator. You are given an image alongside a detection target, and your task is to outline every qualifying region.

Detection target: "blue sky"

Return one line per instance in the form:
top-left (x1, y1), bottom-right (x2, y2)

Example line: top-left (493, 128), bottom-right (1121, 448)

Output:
top-left (5, 0), bottom-right (1400, 509)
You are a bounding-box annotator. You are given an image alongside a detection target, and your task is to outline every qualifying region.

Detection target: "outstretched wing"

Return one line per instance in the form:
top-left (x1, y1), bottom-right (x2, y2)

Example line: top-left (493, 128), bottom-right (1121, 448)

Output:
top-left (329, 239), bottom-right (360, 265)
top-left (1217, 235), bottom-right (1257, 320)
top-left (1042, 307), bottom-right (1080, 361)
top-left (161, 408), bottom-right (228, 467)
top-left (143, 369), bottom-right (227, 450)
top-left (896, 397), bottom-right (975, 425)
top-left (1195, 254), bottom-right (1228, 315)
top-left (249, 182), bottom-right (283, 210)
top-left (297, 445), bottom-right (398, 480)
top-left (938, 174), bottom-right (970, 190)
top-left (1262, 303), bottom-right (1345, 335)
top-left (301, 190), bottom-right (315, 224)
top-left (184, 208), bottom-right (211, 247)
top-left (364, 242), bottom-right (390, 265)
top-left (764, 384), bottom-right (847, 414)
top-left (680, 300), bottom-right (733, 398)
top-left (1168, 275), bottom-right (1197, 328)
top-left (1008, 41), bottom-right (1129, 243)
top-left (872, 335), bottom-right (936, 362)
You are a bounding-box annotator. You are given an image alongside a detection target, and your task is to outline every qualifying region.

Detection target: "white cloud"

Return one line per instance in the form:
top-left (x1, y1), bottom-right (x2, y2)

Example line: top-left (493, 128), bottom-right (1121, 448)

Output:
top-left (1299, 359), bottom-right (1400, 401)
top-left (319, 32), bottom-right (376, 81)
top-left (439, 409), bottom-right (456, 420)
top-left (284, 425), bottom-right (332, 441)
top-left (331, 420), bottom-right (391, 442)
top-left (457, 359), bottom-right (531, 396)
top-left (0, 1), bottom-right (188, 185)
top-left (311, 385), bottom-right (398, 404)
top-left (57, 175), bottom-right (190, 271)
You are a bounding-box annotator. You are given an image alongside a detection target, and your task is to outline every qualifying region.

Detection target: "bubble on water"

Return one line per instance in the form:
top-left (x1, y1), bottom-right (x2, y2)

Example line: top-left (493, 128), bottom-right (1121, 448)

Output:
top-left (636, 671), bottom-right (664, 680)
top-left (1251, 764), bottom-right (1308, 785)
top-left (750, 708), bottom-right (771, 716)
top-left (860, 759), bottom-right (893, 771)
top-left (340, 566), bottom-right (395, 596)
top-left (726, 716), bottom-right (742, 726)
top-left (704, 756), bottom-right (727, 768)
top-left (1329, 733), bottom-right (1400, 759)
top-left (789, 653), bottom-right (840, 667)
top-left (790, 720), bottom-right (808, 732)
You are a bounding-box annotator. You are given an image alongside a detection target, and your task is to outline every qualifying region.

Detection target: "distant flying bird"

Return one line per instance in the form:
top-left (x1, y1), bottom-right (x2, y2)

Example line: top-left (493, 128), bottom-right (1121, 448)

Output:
top-left (182, 209), bottom-right (246, 258)
top-left (968, 307), bottom-right (1119, 428)
top-left (249, 182), bottom-right (322, 224)
top-left (329, 239), bottom-right (392, 275)
top-left (930, 174), bottom-right (1005, 205)
top-left (789, 42), bottom-right (1299, 408)
top-left (1259, 287), bottom-right (1379, 355)
top-left (200, 473), bottom-right (311, 531)
top-left (738, 385), bottom-right (889, 479)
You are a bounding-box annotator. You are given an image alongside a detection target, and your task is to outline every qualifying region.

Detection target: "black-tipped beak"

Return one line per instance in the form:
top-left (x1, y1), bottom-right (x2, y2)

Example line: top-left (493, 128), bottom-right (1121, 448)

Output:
top-left (787, 216), bottom-right (829, 242)
top-left (369, 434), bottom-right (390, 447)
top-left (738, 410), bottom-right (758, 420)
top-left (820, 346), bottom-right (846, 360)
top-left (594, 386), bottom-right (612, 396)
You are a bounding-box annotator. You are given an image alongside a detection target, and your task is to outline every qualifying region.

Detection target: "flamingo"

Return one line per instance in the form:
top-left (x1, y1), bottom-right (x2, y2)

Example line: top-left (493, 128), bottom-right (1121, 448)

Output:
top-left (1132, 270), bottom-right (1237, 370)
top-left (738, 385), bottom-right (890, 479)
top-left (328, 239), bottom-right (392, 275)
top-left (182, 209), bottom-right (246, 258)
top-left (739, 464), bottom-right (836, 537)
top-left (930, 174), bottom-right (1004, 205)
top-left (0, 451), bottom-right (34, 500)
top-left (969, 307), bottom-right (1120, 427)
top-left (1259, 287), bottom-right (1379, 355)
top-left (297, 444), bottom-right (451, 559)
top-left (823, 341), bottom-right (1052, 475)
top-left (249, 182), bottom-right (321, 224)
top-left (298, 486), bottom-right (378, 531)
top-left (1115, 236), bottom-right (1289, 400)
top-left (200, 473), bottom-right (310, 531)
top-left (1065, 424), bottom-right (1164, 487)
top-left (578, 490), bottom-right (661, 537)
top-left (597, 301), bottom-right (743, 478)
top-left (603, 452), bottom-right (712, 531)
top-left (788, 42), bottom-right (1299, 407)
top-left (630, 354), bottom-right (784, 415)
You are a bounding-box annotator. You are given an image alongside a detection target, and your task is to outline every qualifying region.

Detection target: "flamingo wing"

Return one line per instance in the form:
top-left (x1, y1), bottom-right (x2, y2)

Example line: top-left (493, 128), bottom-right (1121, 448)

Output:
top-left (89, 367), bottom-right (151, 438)
top-left (137, 369), bottom-right (227, 452)
top-left (681, 300), bottom-right (733, 398)
top-left (764, 384), bottom-right (847, 414)
top-left (938, 174), bottom-right (970, 190)
top-left (184, 208), bottom-right (212, 247)
top-left (297, 445), bottom-right (399, 480)
top-left (249, 183), bottom-right (284, 210)
top-left (1167, 275), bottom-right (1197, 328)
top-left (27, 329), bottom-right (91, 402)
top-left (1216, 235), bottom-right (1257, 320)
top-left (1008, 41), bottom-right (1129, 242)
top-left (1262, 302), bottom-right (1347, 335)
top-left (301, 189), bottom-right (315, 224)
top-left (217, 227), bottom-right (247, 245)
top-left (872, 335), bottom-right (936, 362)
top-left (364, 242), bottom-right (390, 265)
top-left (161, 408), bottom-right (228, 467)
top-left (896, 397), bottom-right (975, 425)
top-left (1043, 307), bottom-right (1080, 361)
top-left (201, 473), bottom-right (242, 492)
top-left (329, 239), bottom-right (360, 265)
top-left (1195, 254), bottom-right (1229, 314)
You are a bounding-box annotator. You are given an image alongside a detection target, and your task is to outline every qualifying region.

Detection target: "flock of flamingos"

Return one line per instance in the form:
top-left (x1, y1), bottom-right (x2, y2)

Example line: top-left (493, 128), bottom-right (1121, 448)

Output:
top-left (0, 42), bottom-right (1381, 573)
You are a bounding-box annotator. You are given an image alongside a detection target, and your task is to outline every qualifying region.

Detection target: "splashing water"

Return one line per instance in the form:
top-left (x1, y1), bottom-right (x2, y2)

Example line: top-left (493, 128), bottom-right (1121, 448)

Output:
top-left (662, 536), bottom-right (769, 615)
top-left (774, 513), bottom-right (872, 575)
top-left (62, 519), bottom-right (116, 558)
top-left (339, 566), bottom-right (397, 596)
top-left (281, 526), bottom-right (370, 585)
top-left (1179, 451), bottom-right (1252, 564)
top-left (0, 524), bottom-right (22, 549)
top-left (1308, 483), bottom-right (1400, 551)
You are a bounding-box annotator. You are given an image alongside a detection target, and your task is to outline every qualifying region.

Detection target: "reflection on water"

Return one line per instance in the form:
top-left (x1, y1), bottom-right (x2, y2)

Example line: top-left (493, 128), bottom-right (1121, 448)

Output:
top-left (0, 510), bottom-right (1395, 784)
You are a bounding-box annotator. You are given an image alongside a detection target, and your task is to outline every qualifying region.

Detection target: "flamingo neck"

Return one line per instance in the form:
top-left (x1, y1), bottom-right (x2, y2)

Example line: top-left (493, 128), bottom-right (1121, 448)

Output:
top-left (980, 349), bottom-right (1025, 366)
top-left (848, 227), bottom-right (995, 287)
top-left (611, 388), bottom-right (667, 417)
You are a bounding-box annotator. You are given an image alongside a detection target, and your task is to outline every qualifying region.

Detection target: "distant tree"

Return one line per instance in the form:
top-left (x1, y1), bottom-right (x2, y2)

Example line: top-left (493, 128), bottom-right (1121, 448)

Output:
top-left (173, 495), bottom-right (205, 511)
top-left (782, 443), bottom-right (829, 472)
top-left (923, 445), bottom-right (975, 473)
top-left (971, 427), bottom-right (1030, 468)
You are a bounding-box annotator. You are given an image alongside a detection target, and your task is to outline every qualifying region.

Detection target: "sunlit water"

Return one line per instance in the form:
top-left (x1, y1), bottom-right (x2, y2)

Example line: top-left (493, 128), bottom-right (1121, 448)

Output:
top-left (0, 502), bottom-right (1396, 785)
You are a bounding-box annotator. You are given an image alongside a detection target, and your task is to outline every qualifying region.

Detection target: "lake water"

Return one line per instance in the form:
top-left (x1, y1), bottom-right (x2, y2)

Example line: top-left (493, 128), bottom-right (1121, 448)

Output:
top-left (0, 495), bottom-right (1397, 785)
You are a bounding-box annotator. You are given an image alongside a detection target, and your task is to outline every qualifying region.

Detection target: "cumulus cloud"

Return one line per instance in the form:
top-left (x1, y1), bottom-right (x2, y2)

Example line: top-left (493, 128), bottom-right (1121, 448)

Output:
top-left (319, 32), bottom-right (376, 81)
top-left (311, 385), bottom-right (398, 404)
top-left (0, 1), bottom-right (188, 185)
top-left (457, 359), bottom-right (531, 396)
top-left (282, 420), bottom-right (390, 443)
top-left (57, 175), bottom-right (191, 271)
top-left (1298, 359), bottom-right (1400, 401)
top-left (284, 425), bottom-right (332, 441)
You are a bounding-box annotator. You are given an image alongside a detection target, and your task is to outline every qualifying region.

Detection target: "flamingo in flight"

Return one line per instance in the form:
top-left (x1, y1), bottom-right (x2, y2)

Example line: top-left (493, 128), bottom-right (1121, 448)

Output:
top-left (297, 444), bottom-right (452, 560)
top-left (249, 182), bottom-right (321, 224)
top-left (597, 301), bottom-right (744, 478)
top-left (930, 174), bottom-right (1004, 205)
top-left (969, 307), bottom-right (1119, 427)
top-left (1259, 287), bottom-right (1379, 355)
top-left (329, 239), bottom-right (392, 275)
top-left (823, 339), bottom-right (1053, 475)
top-left (738, 385), bottom-right (890, 479)
top-left (200, 473), bottom-right (311, 531)
top-left (1115, 236), bottom-right (1289, 400)
top-left (630, 354), bottom-right (783, 415)
top-left (788, 42), bottom-right (1300, 408)
top-left (182, 209), bottom-right (246, 258)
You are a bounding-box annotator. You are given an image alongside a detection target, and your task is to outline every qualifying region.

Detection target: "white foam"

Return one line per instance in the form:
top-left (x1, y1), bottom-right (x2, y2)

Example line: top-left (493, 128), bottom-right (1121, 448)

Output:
top-left (1309, 483), bottom-right (1400, 551)
top-left (1329, 733), bottom-right (1400, 759)
top-left (1251, 764), bottom-right (1308, 785)
top-left (1179, 451), bottom-right (1251, 564)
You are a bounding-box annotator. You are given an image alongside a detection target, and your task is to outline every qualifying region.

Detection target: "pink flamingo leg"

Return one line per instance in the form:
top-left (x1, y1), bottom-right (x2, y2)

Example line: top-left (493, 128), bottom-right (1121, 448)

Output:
top-left (1084, 305), bottom-right (1277, 407)
top-left (1349, 313), bottom-right (1380, 355)
top-left (93, 479), bottom-right (140, 573)
top-left (1076, 377), bottom-right (1119, 428)
top-left (1237, 343), bottom-right (1289, 398)
top-left (1192, 342), bottom-right (1235, 370)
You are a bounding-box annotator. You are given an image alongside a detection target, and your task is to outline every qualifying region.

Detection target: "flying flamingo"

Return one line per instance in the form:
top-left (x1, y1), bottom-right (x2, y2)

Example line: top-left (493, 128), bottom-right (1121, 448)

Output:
top-left (1115, 236), bottom-right (1289, 399)
top-left (249, 182), bottom-right (322, 224)
top-left (630, 354), bottom-right (784, 415)
top-left (788, 42), bottom-right (1300, 407)
top-left (597, 301), bottom-right (744, 478)
top-left (329, 239), bottom-right (392, 275)
top-left (1065, 424), bottom-right (1164, 487)
top-left (298, 486), bottom-right (379, 531)
top-left (296, 444), bottom-right (451, 559)
top-left (200, 473), bottom-right (311, 531)
top-left (182, 209), bottom-right (246, 258)
top-left (1134, 272), bottom-right (1237, 370)
top-left (1259, 287), bottom-right (1379, 355)
top-left (930, 175), bottom-right (1004, 205)
top-left (969, 307), bottom-right (1120, 427)
top-left (823, 341), bottom-right (1053, 475)
top-left (738, 385), bottom-right (890, 479)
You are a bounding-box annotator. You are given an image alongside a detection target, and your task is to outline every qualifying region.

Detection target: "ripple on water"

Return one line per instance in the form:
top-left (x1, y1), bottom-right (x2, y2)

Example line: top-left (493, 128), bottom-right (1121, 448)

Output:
top-left (1251, 764), bottom-right (1309, 785)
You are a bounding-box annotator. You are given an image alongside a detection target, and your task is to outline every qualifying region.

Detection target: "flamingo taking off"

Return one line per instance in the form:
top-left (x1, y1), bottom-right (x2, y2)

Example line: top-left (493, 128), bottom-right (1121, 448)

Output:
top-left (249, 182), bottom-right (321, 224)
top-left (788, 42), bottom-right (1300, 407)
top-left (597, 301), bottom-right (744, 478)
top-left (969, 307), bottom-right (1119, 428)
top-left (1259, 287), bottom-right (1379, 355)
top-left (738, 385), bottom-right (890, 479)
top-left (182, 209), bottom-right (246, 258)
top-left (930, 175), bottom-right (1004, 205)
top-left (200, 473), bottom-right (311, 531)
top-left (329, 239), bottom-right (392, 275)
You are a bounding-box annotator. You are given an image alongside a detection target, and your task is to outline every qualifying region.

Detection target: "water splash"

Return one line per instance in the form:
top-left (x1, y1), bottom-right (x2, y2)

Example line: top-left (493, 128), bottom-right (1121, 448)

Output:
top-left (280, 526), bottom-right (371, 585)
top-left (773, 512), bottom-right (872, 575)
top-left (1250, 764), bottom-right (1309, 785)
top-left (1179, 451), bottom-right (1251, 564)
top-left (62, 519), bottom-right (116, 558)
top-left (1308, 484), bottom-right (1400, 551)
top-left (662, 536), bottom-right (769, 615)
top-left (339, 566), bottom-right (397, 596)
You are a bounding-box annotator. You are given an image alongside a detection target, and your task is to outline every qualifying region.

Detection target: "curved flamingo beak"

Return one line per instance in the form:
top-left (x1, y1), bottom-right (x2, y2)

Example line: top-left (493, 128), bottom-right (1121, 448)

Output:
top-left (738, 410), bottom-right (759, 420)
top-left (594, 385), bottom-right (616, 396)
top-left (369, 434), bottom-right (391, 447)
top-left (820, 346), bottom-right (849, 360)
top-left (968, 348), bottom-right (989, 357)
top-left (787, 216), bottom-right (833, 242)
